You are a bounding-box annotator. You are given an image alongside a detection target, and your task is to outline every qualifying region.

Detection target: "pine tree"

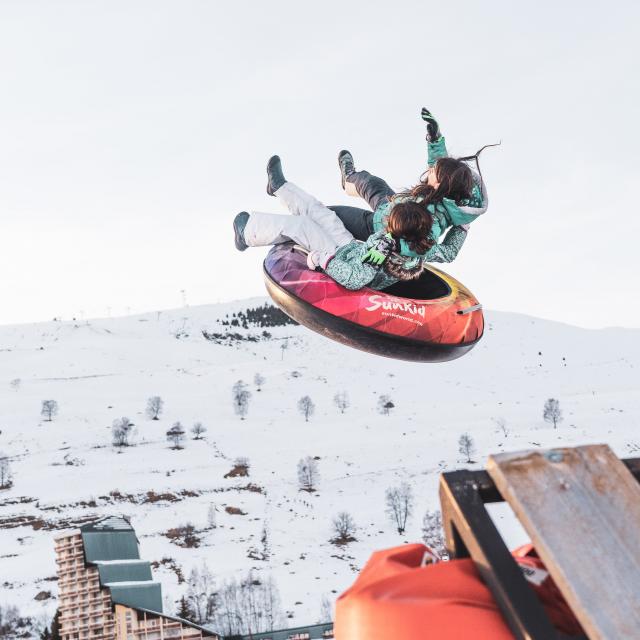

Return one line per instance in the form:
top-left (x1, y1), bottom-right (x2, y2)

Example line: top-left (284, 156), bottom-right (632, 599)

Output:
top-left (177, 595), bottom-right (195, 622)
top-left (50, 610), bottom-right (62, 640)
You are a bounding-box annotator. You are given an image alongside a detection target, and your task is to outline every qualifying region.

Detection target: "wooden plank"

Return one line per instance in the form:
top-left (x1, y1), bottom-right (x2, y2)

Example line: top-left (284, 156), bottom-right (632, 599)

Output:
top-left (439, 471), bottom-right (560, 639)
top-left (488, 444), bottom-right (640, 640)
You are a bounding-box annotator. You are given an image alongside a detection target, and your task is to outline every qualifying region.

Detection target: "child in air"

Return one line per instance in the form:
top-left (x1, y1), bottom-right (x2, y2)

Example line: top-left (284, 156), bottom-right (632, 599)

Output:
top-left (334, 107), bottom-right (491, 263)
top-left (233, 155), bottom-right (468, 291)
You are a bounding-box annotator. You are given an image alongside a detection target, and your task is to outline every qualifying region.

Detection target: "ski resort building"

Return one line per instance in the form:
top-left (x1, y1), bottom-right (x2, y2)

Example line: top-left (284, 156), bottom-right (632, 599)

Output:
top-left (238, 623), bottom-right (334, 639)
top-left (54, 516), bottom-right (218, 640)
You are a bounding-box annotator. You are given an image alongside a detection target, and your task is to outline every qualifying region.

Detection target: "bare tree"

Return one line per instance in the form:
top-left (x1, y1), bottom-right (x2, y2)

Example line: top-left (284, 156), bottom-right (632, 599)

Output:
top-left (333, 391), bottom-right (349, 414)
top-left (111, 417), bottom-right (134, 448)
top-left (332, 511), bottom-right (357, 543)
top-left (297, 456), bottom-right (320, 492)
top-left (259, 574), bottom-right (284, 633)
top-left (211, 572), bottom-right (284, 636)
top-left (493, 416), bottom-right (508, 437)
top-left (318, 594), bottom-right (333, 624)
top-left (260, 524), bottom-right (269, 559)
top-left (280, 340), bottom-right (288, 361)
top-left (167, 422), bottom-right (186, 449)
top-left (298, 395), bottom-right (315, 422)
top-left (9, 378), bottom-right (21, 392)
top-left (0, 453), bottom-right (12, 489)
top-left (378, 395), bottom-right (395, 415)
top-left (186, 562), bottom-right (217, 624)
top-left (41, 399), bottom-right (58, 422)
top-left (385, 482), bottom-right (413, 534)
top-left (254, 373), bottom-right (265, 391)
top-left (458, 433), bottom-right (476, 463)
top-left (191, 422), bottom-right (207, 440)
top-left (212, 577), bottom-right (241, 634)
top-left (146, 396), bottom-right (164, 420)
top-left (207, 503), bottom-right (217, 529)
top-left (232, 380), bottom-right (251, 420)
top-left (543, 398), bottom-right (563, 429)
top-left (421, 509), bottom-right (447, 559)
top-left (249, 524), bottom-right (270, 561)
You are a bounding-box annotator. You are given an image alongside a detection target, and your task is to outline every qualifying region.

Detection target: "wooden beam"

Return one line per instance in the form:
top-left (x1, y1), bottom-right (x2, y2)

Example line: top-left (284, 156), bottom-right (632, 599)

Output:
top-left (488, 444), bottom-right (640, 640)
top-left (439, 471), bottom-right (560, 639)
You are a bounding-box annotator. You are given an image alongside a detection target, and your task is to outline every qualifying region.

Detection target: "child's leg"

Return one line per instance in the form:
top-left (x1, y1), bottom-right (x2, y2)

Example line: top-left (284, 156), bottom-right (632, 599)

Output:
top-left (329, 205), bottom-right (375, 241)
top-left (344, 170), bottom-right (396, 212)
top-left (244, 212), bottom-right (339, 258)
top-left (275, 182), bottom-right (353, 248)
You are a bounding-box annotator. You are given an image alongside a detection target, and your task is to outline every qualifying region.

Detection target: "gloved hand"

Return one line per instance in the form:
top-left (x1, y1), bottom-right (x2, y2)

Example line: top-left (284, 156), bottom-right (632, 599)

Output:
top-left (362, 233), bottom-right (396, 265)
top-left (307, 250), bottom-right (333, 271)
top-left (362, 247), bottom-right (387, 265)
top-left (421, 107), bottom-right (441, 143)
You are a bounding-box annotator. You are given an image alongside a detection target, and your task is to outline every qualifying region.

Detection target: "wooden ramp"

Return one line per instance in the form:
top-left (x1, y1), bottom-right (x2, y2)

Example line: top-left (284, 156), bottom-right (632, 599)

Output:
top-left (487, 444), bottom-right (640, 640)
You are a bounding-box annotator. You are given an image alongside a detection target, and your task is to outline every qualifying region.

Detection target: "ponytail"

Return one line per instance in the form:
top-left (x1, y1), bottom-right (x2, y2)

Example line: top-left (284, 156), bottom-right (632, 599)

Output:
top-left (386, 201), bottom-right (434, 256)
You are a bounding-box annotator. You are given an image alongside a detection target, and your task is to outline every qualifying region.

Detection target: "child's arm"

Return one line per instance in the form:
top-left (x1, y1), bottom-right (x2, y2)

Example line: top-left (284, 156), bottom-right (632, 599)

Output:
top-left (421, 107), bottom-right (448, 166)
top-left (324, 235), bottom-right (382, 290)
top-left (422, 226), bottom-right (468, 263)
top-left (325, 255), bottom-right (378, 291)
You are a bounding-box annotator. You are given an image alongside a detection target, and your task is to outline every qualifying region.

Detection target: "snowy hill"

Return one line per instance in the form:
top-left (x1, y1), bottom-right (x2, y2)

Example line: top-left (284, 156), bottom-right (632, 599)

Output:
top-left (1, 299), bottom-right (639, 633)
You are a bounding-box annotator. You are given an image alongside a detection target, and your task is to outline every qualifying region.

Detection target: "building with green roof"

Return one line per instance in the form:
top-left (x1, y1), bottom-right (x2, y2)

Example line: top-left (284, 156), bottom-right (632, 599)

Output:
top-left (55, 515), bottom-right (218, 640)
top-left (55, 515), bottom-right (333, 640)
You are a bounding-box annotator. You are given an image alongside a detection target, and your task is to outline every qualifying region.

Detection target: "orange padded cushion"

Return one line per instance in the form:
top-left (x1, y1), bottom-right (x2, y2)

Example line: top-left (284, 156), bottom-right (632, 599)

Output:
top-left (335, 544), bottom-right (516, 640)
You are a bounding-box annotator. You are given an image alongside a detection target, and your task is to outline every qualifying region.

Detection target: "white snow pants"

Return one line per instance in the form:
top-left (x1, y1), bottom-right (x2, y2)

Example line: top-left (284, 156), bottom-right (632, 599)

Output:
top-left (243, 182), bottom-right (354, 263)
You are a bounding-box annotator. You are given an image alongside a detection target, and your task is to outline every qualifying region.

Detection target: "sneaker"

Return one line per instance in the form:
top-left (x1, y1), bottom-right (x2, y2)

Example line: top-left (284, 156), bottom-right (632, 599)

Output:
top-left (266, 155), bottom-right (286, 196)
top-left (338, 150), bottom-right (355, 189)
top-left (233, 212), bottom-right (250, 251)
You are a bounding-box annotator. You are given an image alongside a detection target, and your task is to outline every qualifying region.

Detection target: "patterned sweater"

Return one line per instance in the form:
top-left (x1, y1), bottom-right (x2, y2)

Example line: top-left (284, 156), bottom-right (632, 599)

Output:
top-left (324, 227), bottom-right (468, 291)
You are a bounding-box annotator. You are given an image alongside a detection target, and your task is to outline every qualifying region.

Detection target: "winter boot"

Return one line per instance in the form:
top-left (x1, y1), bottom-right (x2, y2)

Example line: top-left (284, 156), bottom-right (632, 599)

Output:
top-left (266, 155), bottom-right (286, 196)
top-left (338, 150), bottom-right (356, 190)
top-left (233, 211), bottom-right (250, 251)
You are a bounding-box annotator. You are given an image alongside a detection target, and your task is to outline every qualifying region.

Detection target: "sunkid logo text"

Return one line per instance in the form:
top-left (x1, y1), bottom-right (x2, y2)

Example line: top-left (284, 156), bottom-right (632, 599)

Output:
top-left (365, 295), bottom-right (426, 318)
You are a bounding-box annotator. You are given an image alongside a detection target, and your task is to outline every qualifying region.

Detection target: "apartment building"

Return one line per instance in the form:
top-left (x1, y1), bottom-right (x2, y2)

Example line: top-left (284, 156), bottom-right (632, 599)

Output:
top-left (54, 516), bottom-right (218, 640)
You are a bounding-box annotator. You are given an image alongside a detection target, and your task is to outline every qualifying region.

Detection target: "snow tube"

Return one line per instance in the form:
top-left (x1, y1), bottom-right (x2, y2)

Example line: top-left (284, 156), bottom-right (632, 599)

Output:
top-left (263, 242), bottom-right (483, 363)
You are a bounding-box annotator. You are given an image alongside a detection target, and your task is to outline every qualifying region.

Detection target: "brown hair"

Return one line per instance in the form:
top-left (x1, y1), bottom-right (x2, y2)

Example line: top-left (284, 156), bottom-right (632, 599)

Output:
top-left (399, 157), bottom-right (474, 207)
top-left (386, 201), bottom-right (434, 255)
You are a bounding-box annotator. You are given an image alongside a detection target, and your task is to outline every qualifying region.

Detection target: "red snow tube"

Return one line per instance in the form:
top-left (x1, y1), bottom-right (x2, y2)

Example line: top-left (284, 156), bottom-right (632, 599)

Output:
top-left (334, 544), bottom-right (583, 639)
top-left (263, 243), bottom-right (484, 362)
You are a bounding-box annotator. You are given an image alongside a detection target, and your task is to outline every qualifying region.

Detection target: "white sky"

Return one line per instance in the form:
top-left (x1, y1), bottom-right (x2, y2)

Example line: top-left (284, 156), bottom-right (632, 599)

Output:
top-left (1, 0), bottom-right (638, 328)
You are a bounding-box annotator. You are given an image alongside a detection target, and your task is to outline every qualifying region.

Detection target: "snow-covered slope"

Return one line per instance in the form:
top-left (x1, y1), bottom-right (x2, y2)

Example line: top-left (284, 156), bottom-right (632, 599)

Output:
top-left (1, 300), bottom-right (639, 629)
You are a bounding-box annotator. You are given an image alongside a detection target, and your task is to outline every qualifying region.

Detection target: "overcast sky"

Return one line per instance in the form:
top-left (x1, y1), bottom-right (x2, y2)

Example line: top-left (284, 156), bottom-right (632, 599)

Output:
top-left (1, 0), bottom-right (638, 328)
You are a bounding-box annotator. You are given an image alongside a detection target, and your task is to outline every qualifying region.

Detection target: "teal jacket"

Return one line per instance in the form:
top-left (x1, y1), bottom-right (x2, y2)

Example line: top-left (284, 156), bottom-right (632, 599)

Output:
top-left (324, 227), bottom-right (468, 291)
top-left (372, 137), bottom-right (488, 260)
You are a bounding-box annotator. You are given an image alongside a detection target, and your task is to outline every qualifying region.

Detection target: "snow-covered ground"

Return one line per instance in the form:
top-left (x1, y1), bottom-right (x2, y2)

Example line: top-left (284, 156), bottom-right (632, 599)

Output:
top-left (1, 300), bottom-right (639, 630)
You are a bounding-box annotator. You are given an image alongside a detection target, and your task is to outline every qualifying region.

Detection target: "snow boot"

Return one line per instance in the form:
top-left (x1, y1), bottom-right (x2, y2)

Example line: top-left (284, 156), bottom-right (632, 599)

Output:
top-left (233, 211), bottom-right (250, 251)
top-left (266, 155), bottom-right (286, 196)
top-left (338, 150), bottom-right (356, 190)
